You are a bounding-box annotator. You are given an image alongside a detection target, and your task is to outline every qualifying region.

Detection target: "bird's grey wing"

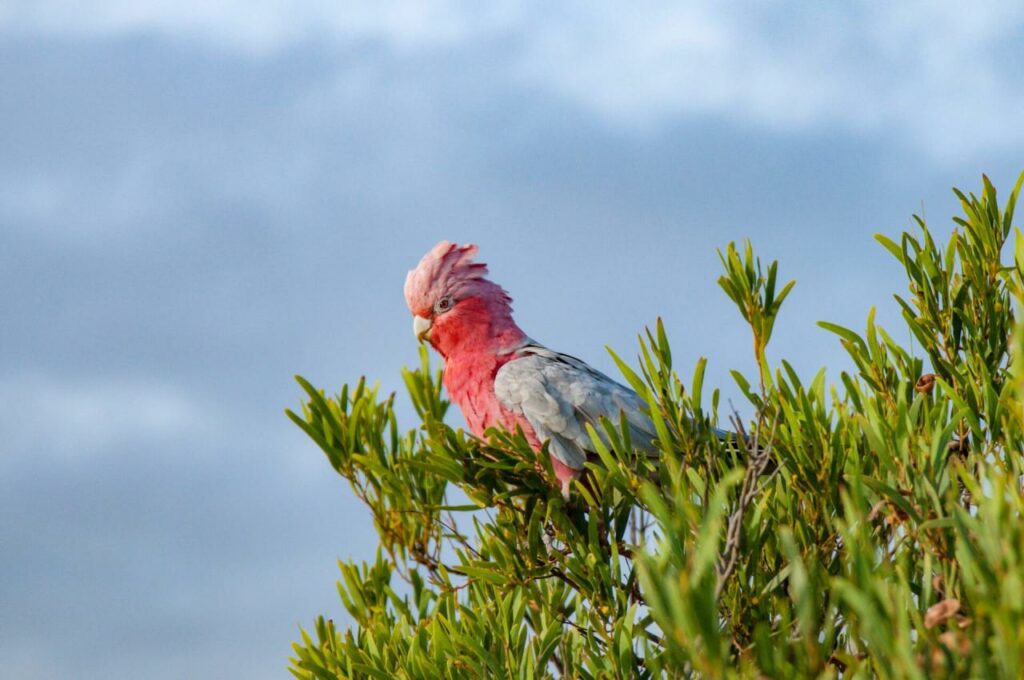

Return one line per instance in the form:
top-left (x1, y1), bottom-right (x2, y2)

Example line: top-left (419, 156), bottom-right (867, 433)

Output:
top-left (493, 344), bottom-right (658, 471)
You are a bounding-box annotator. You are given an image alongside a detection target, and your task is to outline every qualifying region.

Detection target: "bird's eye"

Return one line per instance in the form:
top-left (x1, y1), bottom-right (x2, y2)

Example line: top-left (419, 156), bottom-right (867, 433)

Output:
top-left (433, 295), bottom-right (454, 314)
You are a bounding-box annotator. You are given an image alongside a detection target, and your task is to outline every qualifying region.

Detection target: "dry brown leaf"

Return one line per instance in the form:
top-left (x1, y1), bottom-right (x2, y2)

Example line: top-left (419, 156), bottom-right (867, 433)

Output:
top-left (925, 598), bottom-right (961, 629)
top-left (867, 500), bottom-right (887, 522)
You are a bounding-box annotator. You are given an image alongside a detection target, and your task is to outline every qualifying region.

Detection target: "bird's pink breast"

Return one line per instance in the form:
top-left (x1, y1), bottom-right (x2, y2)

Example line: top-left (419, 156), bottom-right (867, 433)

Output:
top-left (443, 351), bottom-right (580, 489)
top-left (443, 350), bottom-right (535, 443)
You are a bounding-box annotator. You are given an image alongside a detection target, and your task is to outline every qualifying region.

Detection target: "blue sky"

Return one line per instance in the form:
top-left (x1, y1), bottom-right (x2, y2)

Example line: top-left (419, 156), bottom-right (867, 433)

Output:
top-left (1, 2), bottom-right (1022, 678)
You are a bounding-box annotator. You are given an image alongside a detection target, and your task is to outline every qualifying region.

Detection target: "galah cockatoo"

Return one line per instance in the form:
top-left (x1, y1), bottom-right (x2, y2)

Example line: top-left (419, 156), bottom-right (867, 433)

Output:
top-left (404, 241), bottom-right (662, 498)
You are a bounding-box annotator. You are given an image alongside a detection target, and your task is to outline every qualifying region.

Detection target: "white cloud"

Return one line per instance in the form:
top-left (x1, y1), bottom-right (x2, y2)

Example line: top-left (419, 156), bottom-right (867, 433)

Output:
top-left (0, 375), bottom-right (206, 464)
top-left (510, 2), bottom-right (1024, 159)
top-left (3, 1), bottom-right (1022, 160)
top-left (0, 0), bottom-right (514, 54)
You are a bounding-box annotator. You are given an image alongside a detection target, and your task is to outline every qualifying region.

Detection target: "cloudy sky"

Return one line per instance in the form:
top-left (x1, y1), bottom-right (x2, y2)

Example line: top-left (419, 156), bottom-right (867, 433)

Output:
top-left (2, 2), bottom-right (1022, 678)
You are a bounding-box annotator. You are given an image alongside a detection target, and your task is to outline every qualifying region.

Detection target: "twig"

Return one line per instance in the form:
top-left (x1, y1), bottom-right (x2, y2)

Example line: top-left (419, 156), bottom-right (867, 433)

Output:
top-left (716, 410), bottom-right (776, 600)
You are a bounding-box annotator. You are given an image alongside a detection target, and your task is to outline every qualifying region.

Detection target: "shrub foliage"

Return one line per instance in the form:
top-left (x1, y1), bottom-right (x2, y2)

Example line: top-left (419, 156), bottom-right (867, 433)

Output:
top-left (287, 174), bottom-right (1024, 678)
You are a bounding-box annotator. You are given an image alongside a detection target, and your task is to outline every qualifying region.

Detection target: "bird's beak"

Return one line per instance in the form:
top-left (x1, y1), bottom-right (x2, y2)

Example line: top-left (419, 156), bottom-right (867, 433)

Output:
top-left (413, 315), bottom-right (432, 343)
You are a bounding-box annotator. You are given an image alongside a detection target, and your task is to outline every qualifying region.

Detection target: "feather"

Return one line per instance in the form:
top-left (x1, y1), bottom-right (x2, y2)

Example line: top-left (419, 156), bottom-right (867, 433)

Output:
top-left (494, 343), bottom-right (658, 471)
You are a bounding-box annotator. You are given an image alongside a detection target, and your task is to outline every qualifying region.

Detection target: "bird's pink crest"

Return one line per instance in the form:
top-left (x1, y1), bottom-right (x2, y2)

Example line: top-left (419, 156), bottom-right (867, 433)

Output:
top-left (404, 241), bottom-right (511, 316)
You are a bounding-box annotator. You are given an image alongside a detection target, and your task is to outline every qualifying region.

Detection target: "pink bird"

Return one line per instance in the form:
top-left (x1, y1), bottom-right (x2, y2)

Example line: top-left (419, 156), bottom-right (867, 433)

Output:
top-left (404, 241), bottom-right (661, 497)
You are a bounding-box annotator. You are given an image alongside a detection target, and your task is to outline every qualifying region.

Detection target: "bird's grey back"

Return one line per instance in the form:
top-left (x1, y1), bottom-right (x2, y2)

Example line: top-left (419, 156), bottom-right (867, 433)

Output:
top-left (493, 343), bottom-right (658, 471)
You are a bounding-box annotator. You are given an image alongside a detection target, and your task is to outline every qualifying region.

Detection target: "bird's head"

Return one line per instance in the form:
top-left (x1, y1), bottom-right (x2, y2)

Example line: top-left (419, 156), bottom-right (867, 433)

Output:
top-left (404, 241), bottom-right (521, 357)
